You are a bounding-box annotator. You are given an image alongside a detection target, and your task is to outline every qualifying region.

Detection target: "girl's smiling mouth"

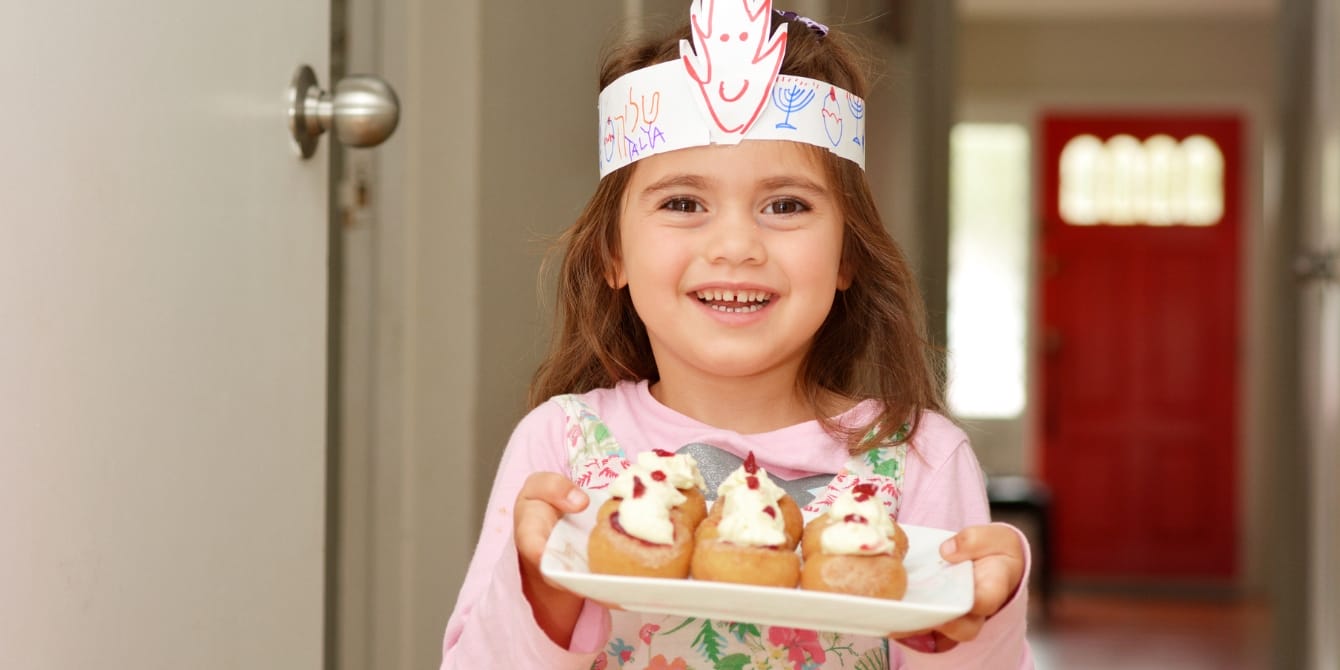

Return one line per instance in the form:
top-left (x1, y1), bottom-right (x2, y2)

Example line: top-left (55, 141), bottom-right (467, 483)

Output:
top-left (693, 288), bottom-right (774, 313)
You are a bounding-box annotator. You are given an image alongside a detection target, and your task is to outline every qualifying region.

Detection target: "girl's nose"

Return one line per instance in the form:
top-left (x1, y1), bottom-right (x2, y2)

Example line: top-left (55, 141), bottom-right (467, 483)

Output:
top-left (705, 207), bottom-right (767, 266)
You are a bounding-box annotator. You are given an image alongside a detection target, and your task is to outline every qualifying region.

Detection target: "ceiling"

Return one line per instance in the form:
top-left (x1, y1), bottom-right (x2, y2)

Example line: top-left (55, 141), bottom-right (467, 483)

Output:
top-left (959, 0), bottom-right (1278, 20)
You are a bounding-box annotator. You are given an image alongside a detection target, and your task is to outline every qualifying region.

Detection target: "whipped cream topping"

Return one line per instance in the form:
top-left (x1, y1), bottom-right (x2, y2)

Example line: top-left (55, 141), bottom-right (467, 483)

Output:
top-left (820, 485), bottom-right (896, 556)
top-left (634, 450), bottom-right (706, 493)
top-left (717, 463), bottom-right (785, 504)
top-left (717, 487), bottom-right (787, 547)
top-left (610, 468), bottom-right (686, 545)
top-left (713, 454), bottom-right (787, 547)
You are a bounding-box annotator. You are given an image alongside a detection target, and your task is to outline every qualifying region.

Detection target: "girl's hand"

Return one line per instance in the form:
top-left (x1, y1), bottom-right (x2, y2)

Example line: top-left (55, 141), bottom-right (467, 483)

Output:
top-left (514, 472), bottom-right (589, 648)
top-left (894, 524), bottom-right (1025, 653)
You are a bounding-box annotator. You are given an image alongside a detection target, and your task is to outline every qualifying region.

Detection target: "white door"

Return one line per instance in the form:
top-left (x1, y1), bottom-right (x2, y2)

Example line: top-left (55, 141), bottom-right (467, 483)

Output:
top-left (1, 1), bottom-right (333, 667)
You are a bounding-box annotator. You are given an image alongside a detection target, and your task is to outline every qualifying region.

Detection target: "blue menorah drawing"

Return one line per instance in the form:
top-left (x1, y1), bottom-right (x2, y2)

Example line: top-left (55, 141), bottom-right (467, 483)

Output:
top-left (848, 98), bottom-right (866, 146)
top-left (772, 83), bottom-right (816, 130)
top-left (848, 97), bottom-right (865, 120)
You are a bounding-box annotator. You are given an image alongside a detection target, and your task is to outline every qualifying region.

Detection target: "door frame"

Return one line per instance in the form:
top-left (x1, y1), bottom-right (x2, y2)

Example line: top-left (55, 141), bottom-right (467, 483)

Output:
top-left (332, 0), bottom-right (485, 668)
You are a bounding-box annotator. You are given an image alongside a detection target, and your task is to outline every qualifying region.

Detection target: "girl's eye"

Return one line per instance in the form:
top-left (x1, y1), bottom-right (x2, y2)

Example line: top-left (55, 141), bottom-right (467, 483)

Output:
top-left (765, 198), bottom-right (810, 215)
top-left (662, 198), bottom-right (703, 214)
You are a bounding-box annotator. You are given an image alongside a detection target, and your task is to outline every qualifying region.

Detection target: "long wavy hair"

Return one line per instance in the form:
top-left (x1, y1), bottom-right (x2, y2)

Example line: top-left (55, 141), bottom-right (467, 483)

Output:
top-left (529, 15), bottom-right (945, 453)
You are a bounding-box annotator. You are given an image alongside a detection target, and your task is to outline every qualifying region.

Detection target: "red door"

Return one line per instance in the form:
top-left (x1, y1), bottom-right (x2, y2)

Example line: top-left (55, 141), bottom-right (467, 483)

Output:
top-left (1039, 114), bottom-right (1240, 579)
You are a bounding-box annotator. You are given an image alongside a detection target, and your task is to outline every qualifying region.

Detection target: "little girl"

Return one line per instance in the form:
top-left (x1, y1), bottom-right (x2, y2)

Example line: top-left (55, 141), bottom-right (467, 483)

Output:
top-left (442, 3), bottom-right (1033, 668)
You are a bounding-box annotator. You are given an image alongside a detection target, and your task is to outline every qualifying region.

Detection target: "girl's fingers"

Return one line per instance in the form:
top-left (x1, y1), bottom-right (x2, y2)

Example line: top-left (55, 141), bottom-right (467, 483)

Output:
top-left (968, 557), bottom-right (1019, 617)
top-left (939, 524), bottom-right (1020, 564)
top-left (514, 473), bottom-right (589, 568)
top-left (517, 472), bottom-right (589, 514)
top-left (513, 507), bottom-right (556, 568)
top-left (939, 524), bottom-right (1027, 623)
top-left (894, 526), bottom-right (1030, 646)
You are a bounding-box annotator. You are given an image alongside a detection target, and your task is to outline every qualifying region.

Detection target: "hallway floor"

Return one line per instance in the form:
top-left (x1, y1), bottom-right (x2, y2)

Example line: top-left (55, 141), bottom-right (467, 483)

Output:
top-left (1026, 590), bottom-right (1272, 669)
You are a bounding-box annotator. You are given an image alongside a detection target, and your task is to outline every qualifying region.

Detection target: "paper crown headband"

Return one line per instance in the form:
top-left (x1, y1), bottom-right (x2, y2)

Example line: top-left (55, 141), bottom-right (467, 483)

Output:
top-left (597, 0), bottom-right (867, 178)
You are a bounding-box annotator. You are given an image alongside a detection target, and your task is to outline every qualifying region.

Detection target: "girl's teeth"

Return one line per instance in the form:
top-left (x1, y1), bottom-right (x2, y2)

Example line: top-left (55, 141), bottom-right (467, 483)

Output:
top-left (697, 290), bottom-right (769, 299)
top-left (694, 289), bottom-right (772, 311)
top-left (709, 303), bottom-right (763, 313)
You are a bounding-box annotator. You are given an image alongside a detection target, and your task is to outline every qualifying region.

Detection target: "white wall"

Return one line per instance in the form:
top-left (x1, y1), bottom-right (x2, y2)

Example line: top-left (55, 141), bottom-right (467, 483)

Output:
top-left (337, 1), bottom-right (626, 668)
top-left (473, 0), bottom-right (628, 515)
top-left (336, 0), bottom-right (484, 668)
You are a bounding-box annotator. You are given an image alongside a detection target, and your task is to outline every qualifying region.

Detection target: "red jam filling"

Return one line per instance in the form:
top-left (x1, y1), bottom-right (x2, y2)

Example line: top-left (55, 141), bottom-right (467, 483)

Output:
top-left (746, 475), bottom-right (760, 490)
top-left (651, 470), bottom-right (667, 482)
top-left (763, 506), bottom-right (777, 519)
top-left (843, 513), bottom-right (869, 524)
top-left (743, 451), bottom-right (758, 474)
top-left (653, 448), bottom-right (675, 457)
top-left (632, 476), bottom-right (646, 499)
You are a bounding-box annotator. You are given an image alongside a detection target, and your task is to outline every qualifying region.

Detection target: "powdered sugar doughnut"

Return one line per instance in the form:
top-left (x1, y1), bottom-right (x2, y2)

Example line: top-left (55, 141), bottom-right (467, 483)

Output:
top-left (586, 451), bottom-right (707, 578)
top-left (587, 490), bottom-right (695, 578)
top-left (690, 452), bottom-right (801, 587)
top-left (799, 483), bottom-right (907, 600)
top-left (705, 452), bottom-right (802, 549)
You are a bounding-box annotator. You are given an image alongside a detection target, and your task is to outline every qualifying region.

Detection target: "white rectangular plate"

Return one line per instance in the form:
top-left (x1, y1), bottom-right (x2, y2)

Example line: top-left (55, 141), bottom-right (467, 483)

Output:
top-left (540, 489), bottom-right (973, 637)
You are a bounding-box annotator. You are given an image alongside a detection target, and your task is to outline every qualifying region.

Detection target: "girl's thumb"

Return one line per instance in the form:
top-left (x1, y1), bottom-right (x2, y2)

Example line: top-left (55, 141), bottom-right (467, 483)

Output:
top-left (565, 487), bottom-right (589, 510)
top-left (939, 535), bottom-right (960, 560)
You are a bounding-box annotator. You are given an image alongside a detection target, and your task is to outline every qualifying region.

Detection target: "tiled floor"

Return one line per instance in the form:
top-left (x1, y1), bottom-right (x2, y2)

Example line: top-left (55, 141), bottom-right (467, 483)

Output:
top-left (1026, 590), bottom-right (1272, 669)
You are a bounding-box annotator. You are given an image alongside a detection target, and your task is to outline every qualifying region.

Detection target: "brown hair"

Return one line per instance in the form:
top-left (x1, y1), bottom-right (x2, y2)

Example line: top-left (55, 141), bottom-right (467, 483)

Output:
top-left (529, 16), bottom-right (945, 452)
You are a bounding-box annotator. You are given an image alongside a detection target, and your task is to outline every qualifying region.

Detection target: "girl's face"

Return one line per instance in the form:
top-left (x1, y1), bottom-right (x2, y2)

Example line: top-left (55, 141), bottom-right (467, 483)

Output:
top-left (613, 140), bottom-right (850, 386)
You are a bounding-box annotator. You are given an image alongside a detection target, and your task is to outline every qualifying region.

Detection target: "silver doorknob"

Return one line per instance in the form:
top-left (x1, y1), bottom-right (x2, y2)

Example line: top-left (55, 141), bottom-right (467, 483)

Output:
top-left (288, 65), bottom-right (400, 159)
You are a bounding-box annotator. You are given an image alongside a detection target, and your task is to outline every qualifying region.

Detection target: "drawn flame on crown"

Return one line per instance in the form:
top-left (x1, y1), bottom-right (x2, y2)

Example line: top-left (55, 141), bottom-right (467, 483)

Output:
top-left (679, 0), bottom-right (788, 137)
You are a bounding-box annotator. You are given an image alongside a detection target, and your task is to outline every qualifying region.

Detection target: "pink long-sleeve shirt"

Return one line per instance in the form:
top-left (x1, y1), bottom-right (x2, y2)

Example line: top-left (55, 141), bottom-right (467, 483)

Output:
top-left (442, 380), bottom-right (1033, 669)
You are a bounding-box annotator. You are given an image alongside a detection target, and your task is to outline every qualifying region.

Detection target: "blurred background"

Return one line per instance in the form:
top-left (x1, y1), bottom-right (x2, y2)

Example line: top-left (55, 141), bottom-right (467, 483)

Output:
top-left (3, 0), bottom-right (1336, 669)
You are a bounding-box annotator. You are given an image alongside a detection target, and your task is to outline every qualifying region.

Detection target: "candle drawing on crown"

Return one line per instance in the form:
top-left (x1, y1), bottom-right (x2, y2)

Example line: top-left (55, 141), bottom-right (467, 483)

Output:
top-left (680, 0), bottom-right (788, 138)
